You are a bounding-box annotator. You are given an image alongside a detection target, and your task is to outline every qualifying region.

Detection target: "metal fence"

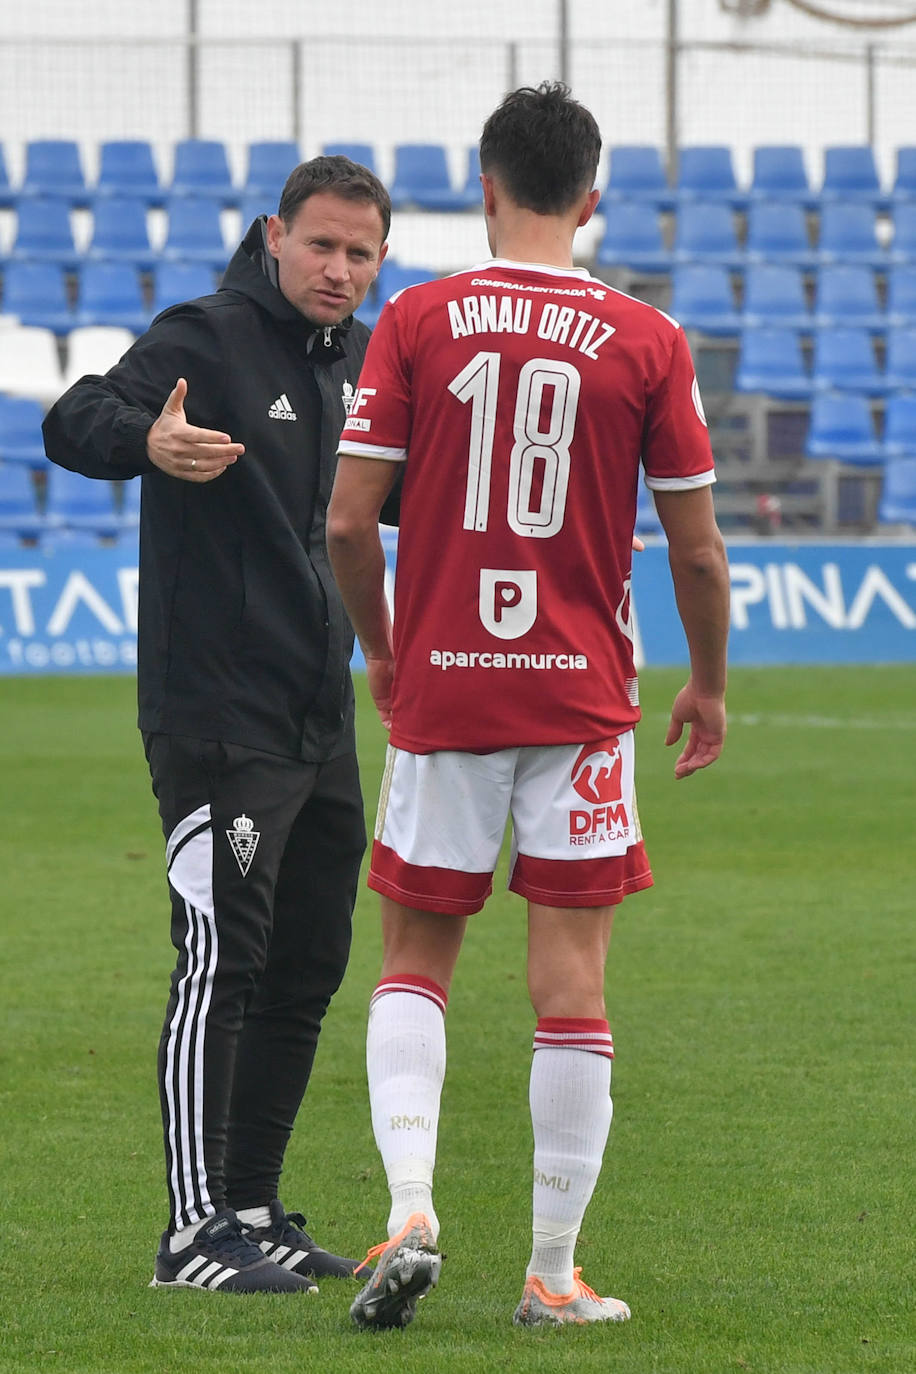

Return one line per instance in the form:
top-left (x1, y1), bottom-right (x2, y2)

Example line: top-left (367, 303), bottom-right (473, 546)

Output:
top-left (0, 28), bottom-right (914, 185)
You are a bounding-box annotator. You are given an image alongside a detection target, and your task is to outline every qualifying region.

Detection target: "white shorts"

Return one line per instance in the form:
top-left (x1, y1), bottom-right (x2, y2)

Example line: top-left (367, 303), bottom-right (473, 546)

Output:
top-left (369, 733), bottom-right (653, 915)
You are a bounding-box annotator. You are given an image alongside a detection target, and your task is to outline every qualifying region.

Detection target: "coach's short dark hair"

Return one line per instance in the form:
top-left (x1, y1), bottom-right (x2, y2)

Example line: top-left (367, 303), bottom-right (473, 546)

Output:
top-left (278, 155), bottom-right (391, 240)
top-left (479, 81), bottom-right (601, 215)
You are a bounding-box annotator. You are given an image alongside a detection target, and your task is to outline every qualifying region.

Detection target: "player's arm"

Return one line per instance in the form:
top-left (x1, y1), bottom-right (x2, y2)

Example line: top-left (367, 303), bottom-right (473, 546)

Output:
top-left (327, 454), bottom-right (401, 728)
top-left (654, 485), bottom-right (729, 779)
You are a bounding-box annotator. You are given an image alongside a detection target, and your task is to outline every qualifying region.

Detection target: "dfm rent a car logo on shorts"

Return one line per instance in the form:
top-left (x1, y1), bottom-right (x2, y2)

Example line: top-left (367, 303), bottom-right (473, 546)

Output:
top-left (479, 568), bottom-right (537, 639)
top-left (569, 739), bottom-right (630, 845)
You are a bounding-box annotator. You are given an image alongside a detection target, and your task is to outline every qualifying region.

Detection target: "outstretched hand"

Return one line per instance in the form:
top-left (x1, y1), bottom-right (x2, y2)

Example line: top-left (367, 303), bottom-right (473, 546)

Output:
top-left (146, 378), bottom-right (245, 483)
top-left (665, 681), bottom-right (727, 779)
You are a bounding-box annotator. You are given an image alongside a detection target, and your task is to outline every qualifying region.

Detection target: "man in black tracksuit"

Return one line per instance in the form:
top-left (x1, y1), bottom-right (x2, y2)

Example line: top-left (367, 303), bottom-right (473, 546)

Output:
top-left (42, 157), bottom-right (392, 1293)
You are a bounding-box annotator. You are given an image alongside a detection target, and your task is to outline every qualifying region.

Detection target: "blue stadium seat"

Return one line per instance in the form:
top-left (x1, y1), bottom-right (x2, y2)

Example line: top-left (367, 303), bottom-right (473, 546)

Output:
top-left (734, 327), bottom-right (813, 399)
top-left (745, 201), bottom-right (817, 269)
top-left (741, 264), bottom-right (813, 331)
top-left (151, 261), bottom-right (216, 315)
top-left (354, 295), bottom-right (381, 330)
top-left (0, 395), bottom-right (48, 467)
top-left (669, 264), bottom-right (741, 336)
top-left (20, 139), bottom-right (90, 206)
top-left (43, 464), bottom-right (121, 534)
top-left (35, 525), bottom-right (124, 551)
top-left (817, 203), bottom-right (887, 268)
top-left (8, 197), bottom-right (81, 269)
top-left (672, 201), bottom-right (743, 269)
top-left (357, 261), bottom-right (438, 330)
top-left (74, 262), bottom-right (150, 333)
top-left (1, 261), bottom-right (75, 335)
top-left (169, 139), bottom-right (236, 204)
top-left (886, 264), bottom-right (916, 327)
top-left (95, 140), bottom-right (163, 205)
top-left (322, 143), bottom-right (378, 174)
top-left (820, 145), bottom-right (887, 209)
top-left (676, 146), bottom-right (747, 210)
top-left (883, 328), bottom-right (916, 392)
top-left (602, 146), bottom-right (676, 211)
top-left (118, 476), bottom-right (142, 529)
top-left (749, 145), bottom-right (817, 208)
top-left (389, 144), bottom-right (464, 210)
top-left (0, 463), bottom-right (41, 537)
top-left (878, 452), bottom-right (916, 523)
top-left (805, 391), bottom-right (883, 465)
top-left (635, 481), bottom-right (664, 536)
top-left (890, 146), bottom-right (916, 207)
top-left (889, 203), bottom-right (916, 265)
top-left (881, 392), bottom-right (916, 455)
top-left (87, 197), bottom-right (157, 269)
top-left (450, 146), bottom-right (483, 211)
top-left (238, 194), bottom-right (275, 225)
top-left (594, 202), bottom-right (671, 274)
top-left (243, 140), bottom-right (301, 203)
top-left (0, 144), bottom-right (14, 209)
top-left (162, 198), bottom-right (229, 269)
top-left (813, 265), bottom-right (885, 334)
top-left (376, 260), bottom-right (438, 303)
top-left (811, 326), bottom-right (886, 395)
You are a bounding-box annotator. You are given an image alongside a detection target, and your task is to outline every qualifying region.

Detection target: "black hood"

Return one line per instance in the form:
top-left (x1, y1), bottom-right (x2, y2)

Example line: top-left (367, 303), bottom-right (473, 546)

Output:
top-left (219, 216), bottom-right (354, 360)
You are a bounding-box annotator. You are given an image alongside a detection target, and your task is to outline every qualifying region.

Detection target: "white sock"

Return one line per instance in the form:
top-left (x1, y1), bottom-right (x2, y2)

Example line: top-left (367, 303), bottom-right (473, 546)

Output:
top-left (366, 976), bottom-right (447, 1243)
top-left (236, 1205), bottom-right (272, 1229)
top-left (527, 1020), bottom-right (614, 1294)
top-left (168, 1215), bottom-right (209, 1254)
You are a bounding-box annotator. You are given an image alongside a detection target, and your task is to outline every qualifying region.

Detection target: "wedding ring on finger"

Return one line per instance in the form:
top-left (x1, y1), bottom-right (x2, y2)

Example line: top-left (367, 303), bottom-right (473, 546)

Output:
top-left (191, 458), bottom-right (197, 470)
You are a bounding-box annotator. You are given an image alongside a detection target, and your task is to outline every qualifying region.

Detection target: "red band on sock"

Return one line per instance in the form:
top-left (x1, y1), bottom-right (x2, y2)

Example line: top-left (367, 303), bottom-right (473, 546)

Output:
top-left (533, 1016), bottom-right (613, 1058)
top-left (371, 974), bottom-right (448, 1015)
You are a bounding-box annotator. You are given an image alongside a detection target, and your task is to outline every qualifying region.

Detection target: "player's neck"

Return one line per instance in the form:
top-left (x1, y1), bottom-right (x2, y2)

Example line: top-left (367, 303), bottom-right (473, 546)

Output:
top-left (488, 212), bottom-right (578, 271)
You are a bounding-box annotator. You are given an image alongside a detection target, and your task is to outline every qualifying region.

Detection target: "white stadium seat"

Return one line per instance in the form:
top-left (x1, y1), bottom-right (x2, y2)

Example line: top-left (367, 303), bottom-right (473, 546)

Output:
top-left (62, 325), bottom-right (135, 390)
top-left (0, 323), bottom-right (65, 407)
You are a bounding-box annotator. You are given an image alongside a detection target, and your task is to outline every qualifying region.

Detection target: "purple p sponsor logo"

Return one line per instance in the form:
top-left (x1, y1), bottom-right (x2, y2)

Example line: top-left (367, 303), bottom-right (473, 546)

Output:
top-left (478, 568), bottom-right (537, 639)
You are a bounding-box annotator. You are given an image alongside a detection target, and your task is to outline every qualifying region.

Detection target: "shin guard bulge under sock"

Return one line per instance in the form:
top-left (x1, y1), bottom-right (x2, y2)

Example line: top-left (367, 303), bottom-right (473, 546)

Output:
top-left (366, 975), bottom-right (448, 1241)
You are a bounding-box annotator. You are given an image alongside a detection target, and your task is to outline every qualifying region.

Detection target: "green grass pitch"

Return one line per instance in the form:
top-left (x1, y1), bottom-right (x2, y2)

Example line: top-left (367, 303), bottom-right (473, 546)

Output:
top-left (0, 667), bottom-right (913, 1373)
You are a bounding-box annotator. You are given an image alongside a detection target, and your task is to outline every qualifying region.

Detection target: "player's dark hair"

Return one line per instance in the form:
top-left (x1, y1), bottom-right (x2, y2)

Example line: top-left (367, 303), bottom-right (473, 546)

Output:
top-left (278, 155), bottom-right (391, 240)
top-left (479, 81), bottom-right (601, 215)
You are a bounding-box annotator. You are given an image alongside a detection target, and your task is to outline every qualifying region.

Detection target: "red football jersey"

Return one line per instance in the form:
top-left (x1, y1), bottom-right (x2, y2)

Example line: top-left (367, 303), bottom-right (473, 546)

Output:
top-left (339, 259), bottom-right (715, 753)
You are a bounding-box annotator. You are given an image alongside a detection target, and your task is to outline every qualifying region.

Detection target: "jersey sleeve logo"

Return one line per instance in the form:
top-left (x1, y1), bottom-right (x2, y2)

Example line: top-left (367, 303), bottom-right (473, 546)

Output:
top-left (478, 568), bottom-right (538, 639)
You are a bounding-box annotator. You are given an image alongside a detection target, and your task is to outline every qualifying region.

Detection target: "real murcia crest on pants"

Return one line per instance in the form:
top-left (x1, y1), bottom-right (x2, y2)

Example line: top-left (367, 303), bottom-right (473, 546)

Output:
top-left (227, 814), bottom-right (260, 876)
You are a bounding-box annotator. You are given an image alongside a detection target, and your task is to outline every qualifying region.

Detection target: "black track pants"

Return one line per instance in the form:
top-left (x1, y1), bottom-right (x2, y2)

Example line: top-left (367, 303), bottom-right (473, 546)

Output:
top-left (145, 734), bottom-right (365, 1231)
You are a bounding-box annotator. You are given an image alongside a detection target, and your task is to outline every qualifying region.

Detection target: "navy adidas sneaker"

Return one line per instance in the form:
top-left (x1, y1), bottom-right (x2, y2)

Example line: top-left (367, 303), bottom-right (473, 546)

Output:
top-left (242, 1199), bottom-right (362, 1279)
top-left (150, 1208), bottom-right (317, 1292)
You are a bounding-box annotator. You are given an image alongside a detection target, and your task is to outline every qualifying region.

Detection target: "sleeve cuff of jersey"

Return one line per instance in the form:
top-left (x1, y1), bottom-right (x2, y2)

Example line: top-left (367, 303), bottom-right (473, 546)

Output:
top-left (644, 469), bottom-right (716, 491)
top-left (337, 440), bottom-right (407, 462)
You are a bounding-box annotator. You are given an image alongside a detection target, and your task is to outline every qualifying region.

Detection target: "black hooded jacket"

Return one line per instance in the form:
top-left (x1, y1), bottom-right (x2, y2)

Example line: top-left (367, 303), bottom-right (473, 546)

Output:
top-left (43, 218), bottom-right (378, 761)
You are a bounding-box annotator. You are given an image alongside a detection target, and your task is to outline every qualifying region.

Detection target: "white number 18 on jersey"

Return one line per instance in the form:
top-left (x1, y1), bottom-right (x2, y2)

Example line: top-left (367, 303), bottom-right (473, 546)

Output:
top-left (448, 350), bottom-right (581, 539)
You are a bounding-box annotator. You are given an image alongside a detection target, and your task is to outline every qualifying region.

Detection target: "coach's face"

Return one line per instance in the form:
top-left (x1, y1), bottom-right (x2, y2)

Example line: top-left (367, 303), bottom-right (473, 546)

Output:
top-left (267, 192), bottom-right (388, 326)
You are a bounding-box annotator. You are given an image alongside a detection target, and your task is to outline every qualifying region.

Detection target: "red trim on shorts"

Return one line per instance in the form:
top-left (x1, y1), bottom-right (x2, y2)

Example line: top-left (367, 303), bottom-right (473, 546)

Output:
top-left (534, 1016), bottom-right (614, 1058)
top-left (369, 840), bottom-right (493, 916)
top-left (371, 974), bottom-right (448, 1014)
top-left (510, 841), bottom-right (653, 908)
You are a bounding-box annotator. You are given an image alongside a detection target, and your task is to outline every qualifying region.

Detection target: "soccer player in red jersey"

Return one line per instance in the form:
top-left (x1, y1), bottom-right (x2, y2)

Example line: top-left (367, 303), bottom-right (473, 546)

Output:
top-left (328, 82), bottom-right (730, 1330)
